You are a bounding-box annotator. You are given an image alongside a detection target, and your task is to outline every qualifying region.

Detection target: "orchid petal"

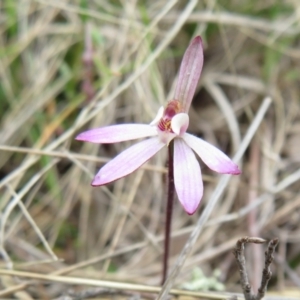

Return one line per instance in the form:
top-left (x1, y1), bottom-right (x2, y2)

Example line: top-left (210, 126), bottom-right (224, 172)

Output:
top-left (76, 124), bottom-right (157, 144)
top-left (150, 106), bottom-right (164, 126)
top-left (183, 133), bottom-right (241, 174)
top-left (174, 36), bottom-right (204, 113)
top-left (92, 137), bottom-right (165, 186)
top-left (171, 113), bottom-right (189, 136)
top-left (157, 130), bottom-right (176, 145)
top-left (174, 138), bottom-right (203, 215)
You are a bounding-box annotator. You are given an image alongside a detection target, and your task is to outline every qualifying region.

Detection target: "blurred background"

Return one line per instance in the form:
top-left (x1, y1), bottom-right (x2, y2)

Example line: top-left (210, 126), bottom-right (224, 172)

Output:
top-left (0, 0), bottom-right (300, 299)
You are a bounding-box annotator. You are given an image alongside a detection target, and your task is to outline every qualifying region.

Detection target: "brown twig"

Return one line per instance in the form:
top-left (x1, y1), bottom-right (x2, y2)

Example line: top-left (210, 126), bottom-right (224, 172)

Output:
top-left (81, 22), bottom-right (95, 103)
top-left (247, 140), bottom-right (263, 291)
top-left (233, 237), bottom-right (278, 300)
top-left (256, 238), bottom-right (279, 300)
top-left (56, 287), bottom-right (145, 300)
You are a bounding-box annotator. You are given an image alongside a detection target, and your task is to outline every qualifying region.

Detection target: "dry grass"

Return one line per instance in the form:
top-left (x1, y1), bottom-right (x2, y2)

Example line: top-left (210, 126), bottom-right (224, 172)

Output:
top-left (1, 0), bottom-right (300, 299)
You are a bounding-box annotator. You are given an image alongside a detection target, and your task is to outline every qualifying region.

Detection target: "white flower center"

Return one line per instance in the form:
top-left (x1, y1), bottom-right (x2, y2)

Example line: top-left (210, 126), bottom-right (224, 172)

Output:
top-left (150, 100), bottom-right (189, 144)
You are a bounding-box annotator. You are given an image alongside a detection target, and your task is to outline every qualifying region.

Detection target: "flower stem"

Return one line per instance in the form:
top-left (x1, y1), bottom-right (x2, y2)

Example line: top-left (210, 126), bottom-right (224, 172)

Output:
top-left (162, 140), bottom-right (175, 285)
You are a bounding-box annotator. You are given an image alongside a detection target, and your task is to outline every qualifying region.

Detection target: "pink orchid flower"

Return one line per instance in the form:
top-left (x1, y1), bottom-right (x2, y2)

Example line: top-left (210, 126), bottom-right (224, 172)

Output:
top-left (76, 36), bottom-right (240, 215)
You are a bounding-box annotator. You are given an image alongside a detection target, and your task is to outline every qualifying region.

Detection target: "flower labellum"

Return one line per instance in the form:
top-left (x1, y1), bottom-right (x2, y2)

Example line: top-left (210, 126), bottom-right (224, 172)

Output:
top-left (76, 36), bottom-right (241, 215)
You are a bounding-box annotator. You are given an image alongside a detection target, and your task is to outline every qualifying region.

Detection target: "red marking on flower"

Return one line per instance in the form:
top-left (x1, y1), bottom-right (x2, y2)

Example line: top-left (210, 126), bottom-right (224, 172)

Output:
top-left (157, 100), bottom-right (183, 133)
